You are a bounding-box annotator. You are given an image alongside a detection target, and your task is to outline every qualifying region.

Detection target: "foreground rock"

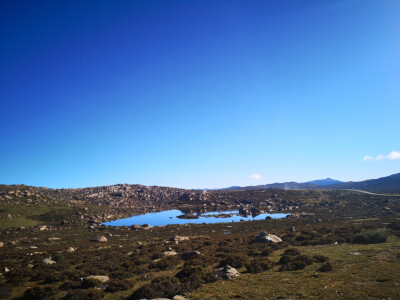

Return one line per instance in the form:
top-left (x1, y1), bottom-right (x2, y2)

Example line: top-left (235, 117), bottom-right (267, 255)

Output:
top-left (169, 236), bottom-right (189, 244)
top-left (43, 258), bottom-right (56, 265)
top-left (38, 225), bottom-right (47, 231)
top-left (131, 224), bottom-right (153, 230)
top-left (163, 250), bottom-right (178, 257)
top-left (85, 275), bottom-right (109, 283)
top-left (91, 236), bottom-right (108, 242)
top-left (255, 231), bottom-right (282, 243)
top-left (217, 265), bottom-right (240, 279)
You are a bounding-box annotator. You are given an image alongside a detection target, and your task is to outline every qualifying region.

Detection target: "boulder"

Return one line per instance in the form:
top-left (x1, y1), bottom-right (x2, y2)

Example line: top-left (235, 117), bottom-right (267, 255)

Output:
top-left (43, 258), bottom-right (56, 265)
top-left (169, 236), bottom-right (189, 244)
top-left (67, 247), bottom-right (76, 252)
top-left (163, 250), bottom-right (178, 257)
top-left (142, 224), bottom-right (152, 230)
top-left (86, 275), bottom-right (109, 283)
top-left (0, 242), bottom-right (4, 248)
top-left (255, 232), bottom-right (282, 243)
top-left (39, 225), bottom-right (47, 231)
top-left (173, 296), bottom-right (188, 300)
top-left (91, 236), bottom-right (107, 242)
top-left (131, 224), bottom-right (142, 230)
top-left (218, 265), bottom-right (240, 280)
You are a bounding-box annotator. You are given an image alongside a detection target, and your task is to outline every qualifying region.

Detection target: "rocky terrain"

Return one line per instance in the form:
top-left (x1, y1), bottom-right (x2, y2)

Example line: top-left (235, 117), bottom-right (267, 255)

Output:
top-left (1, 183), bottom-right (400, 299)
top-left (1, 184), bottom-right (400, 228)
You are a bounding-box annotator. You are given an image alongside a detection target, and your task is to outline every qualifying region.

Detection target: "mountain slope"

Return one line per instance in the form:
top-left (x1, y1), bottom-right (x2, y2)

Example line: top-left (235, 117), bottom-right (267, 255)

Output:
top-left (303, 178), bottom-right (343, 186)
top-left (326, 173), bottom-right (400, 193)
top-left (221, 173), bottom-right (400, 193)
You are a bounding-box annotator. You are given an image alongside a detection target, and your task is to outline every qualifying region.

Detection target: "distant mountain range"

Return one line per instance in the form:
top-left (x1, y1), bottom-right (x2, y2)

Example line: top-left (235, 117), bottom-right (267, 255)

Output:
top-left (221, 173), bottom-right (400, 194)
top-left (303, 178), bottom-right (343, 186)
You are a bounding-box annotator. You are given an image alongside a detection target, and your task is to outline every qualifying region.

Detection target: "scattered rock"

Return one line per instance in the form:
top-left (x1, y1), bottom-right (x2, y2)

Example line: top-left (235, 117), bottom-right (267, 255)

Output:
top-left (173, 296), bottom-right (188, 300)
top-left (169, 236), bottom-right (189, 244)
top-left (163, 250), bottom-right (178, 257)
top-left (91, 236), bottom-right (108, 242)
top-left (0, 242), bottom-right (4, 248)
top-left (67, 247), bottom-right (76, 252)
top-left (85, 275), bottom-right (109, 283)
top-left (255, 232), bottom-right (282, 243)
top-left (142, 224), bottom-right (152, 230)
top-left (131, 224), bottom-right (142, 230)
top-left (39, 225), bottom-right (47, 231)
top-left (2, 267), bottom-right (9, 273)
top-left (47, 237), bottom-right (62, 241)
top-left (286, 226), bottom-right (296, 232)
top-left (218, 265), bottom-right (240, 280)
top-left (43, 258), bottom-right (56, 265)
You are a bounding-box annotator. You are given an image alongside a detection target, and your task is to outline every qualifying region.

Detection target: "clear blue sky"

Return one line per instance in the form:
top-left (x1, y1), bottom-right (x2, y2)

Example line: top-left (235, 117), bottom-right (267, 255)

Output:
top-left (1, 0), bottom-right (399, 189)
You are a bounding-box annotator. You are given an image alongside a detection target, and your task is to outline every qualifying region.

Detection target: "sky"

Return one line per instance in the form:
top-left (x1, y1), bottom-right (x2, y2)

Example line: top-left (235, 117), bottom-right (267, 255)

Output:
top-left (1, 0), bottom-right (400, 189)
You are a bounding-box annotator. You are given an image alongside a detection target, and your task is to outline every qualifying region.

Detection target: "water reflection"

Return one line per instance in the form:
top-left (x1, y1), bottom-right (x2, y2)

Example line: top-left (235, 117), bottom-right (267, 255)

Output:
top-left (102, 209), bottom-right (288, 227)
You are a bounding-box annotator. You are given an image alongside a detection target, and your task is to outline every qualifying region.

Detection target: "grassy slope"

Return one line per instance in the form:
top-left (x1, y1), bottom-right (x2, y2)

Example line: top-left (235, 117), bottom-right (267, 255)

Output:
top-left (191, 238), bottom-right (400, 299)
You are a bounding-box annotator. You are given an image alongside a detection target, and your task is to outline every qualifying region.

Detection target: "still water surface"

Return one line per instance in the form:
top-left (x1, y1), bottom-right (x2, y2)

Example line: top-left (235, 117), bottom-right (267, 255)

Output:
top-left (102, 209), bottom-right (288, 227)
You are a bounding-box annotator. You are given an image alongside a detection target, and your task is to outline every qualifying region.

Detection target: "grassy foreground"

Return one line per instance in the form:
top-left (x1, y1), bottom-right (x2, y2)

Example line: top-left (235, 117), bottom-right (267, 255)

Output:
top-left (0, 212), bottom-right (399, 299)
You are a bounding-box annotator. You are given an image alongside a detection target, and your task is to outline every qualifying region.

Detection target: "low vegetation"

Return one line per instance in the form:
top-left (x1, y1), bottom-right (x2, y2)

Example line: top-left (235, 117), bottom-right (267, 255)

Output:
top-left (0, 184), bottom-right (399, 299)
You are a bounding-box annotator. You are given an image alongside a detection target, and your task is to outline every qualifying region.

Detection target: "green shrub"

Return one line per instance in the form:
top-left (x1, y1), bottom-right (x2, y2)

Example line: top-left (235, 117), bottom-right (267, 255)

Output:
top-left (318, 261), bottom-right (333, 272)
top-left (353, 230), bottom-right (389, 244)
top-left (260, 248), bottom-right (273, 257)
top-left (105, 280), bottom-right (131, 292)
top-left (44, 273), bottom-right (69, 284)
top-left (111, 270), bottom-right (132, 280)
top-left (246, 259), bottom-right (273, 273)
top-left (54, 253), bottom-right (64, 263)
top-left (128, 276), bottom-right (181, 299)
top-left (217, 254), bottom-right (249, 268)
top-left (313, 255), bottom-right (329, 263)
top-left (280, 260), bottom-right (308, 271)
top-left (149, 255), bottom-right (181, 270)
top-left (62, 289), bottom-right (105, 300)
top-left (0, 285), bottom-right (13, 299)
top-left (22, 286), bottom-right (57, 300)
top-left (282, 248), bottom-right (301, 256)
top-left (279, 254), bottom-right (314, 271)
top-left (175, 265), bottom-right (217, 290)
top-left (59, 280), bottom-right (81, 291)
top-left (81, 278), bottom-right (102, 289)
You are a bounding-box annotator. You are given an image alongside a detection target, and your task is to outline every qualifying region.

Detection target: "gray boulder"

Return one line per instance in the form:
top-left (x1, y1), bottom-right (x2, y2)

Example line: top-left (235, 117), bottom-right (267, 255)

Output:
top-left (43, 258), bottom-right (56, 265)
top-left (91, 236), bottom-right (108, 242)
top-left (218, 265), bottom-right (240, 280)
top-left (85, 275), bottom-right (109, 283)
top-left (255, 232), bottom-right (282, 243)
